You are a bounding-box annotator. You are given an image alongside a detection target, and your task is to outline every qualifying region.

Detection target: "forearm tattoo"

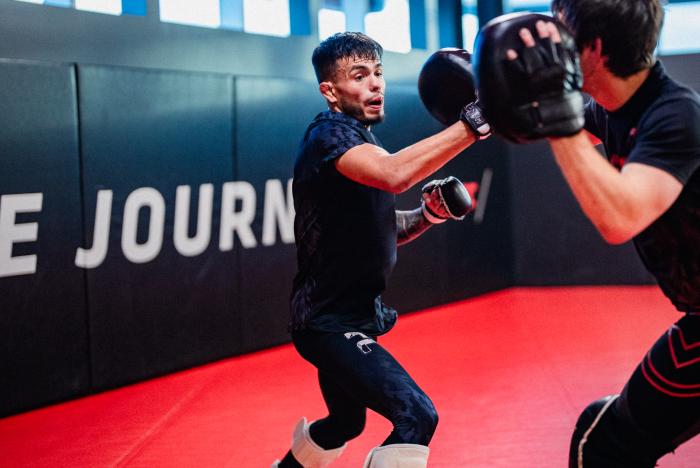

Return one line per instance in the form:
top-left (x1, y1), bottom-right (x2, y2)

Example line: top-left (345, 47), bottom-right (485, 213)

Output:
top-left (396, 208), bottom-right (433, 246)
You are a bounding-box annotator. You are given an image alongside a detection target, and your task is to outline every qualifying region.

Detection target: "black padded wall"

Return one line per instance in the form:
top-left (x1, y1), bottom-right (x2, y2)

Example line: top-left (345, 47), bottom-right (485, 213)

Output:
top-left (235, 77), bottom-right (321, 351)
top-left (0, 61), bottom-right (89, 414)
top-left (443, 135), bottom-right (514, 301)
top-left (509, 141), bottom-right (652, 285)
top-left (77, 65), bottom-right (239, 390)
top-left (663, 55), bottom-right (700, 92)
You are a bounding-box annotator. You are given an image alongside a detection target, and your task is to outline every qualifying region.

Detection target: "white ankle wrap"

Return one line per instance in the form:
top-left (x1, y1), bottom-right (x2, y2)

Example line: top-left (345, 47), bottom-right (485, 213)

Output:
top-left (290, 417), bottom-right (346, 467)
top-left (362, 443), bottom-right (430, 468)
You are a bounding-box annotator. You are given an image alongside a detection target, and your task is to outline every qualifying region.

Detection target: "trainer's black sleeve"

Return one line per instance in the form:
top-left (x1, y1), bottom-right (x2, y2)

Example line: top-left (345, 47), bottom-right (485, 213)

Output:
top-left (629, 96), bottom-right (700, 184)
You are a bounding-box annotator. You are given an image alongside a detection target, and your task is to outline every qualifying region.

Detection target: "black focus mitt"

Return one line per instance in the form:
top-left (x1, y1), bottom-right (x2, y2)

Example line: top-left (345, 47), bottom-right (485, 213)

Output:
top-left (473, 13), bottom-right (584, 143)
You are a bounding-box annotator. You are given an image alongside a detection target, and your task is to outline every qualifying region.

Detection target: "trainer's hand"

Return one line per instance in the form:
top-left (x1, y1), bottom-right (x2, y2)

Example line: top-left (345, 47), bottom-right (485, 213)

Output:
top-left (421, 176), bottom-right (473, 224)
top-left (506, 19), bottom-right (584, 138)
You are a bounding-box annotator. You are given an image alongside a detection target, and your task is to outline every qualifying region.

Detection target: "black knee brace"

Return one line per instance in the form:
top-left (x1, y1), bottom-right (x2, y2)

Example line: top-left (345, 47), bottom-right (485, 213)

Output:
top-left (569, 395), bottom-right (662, 468)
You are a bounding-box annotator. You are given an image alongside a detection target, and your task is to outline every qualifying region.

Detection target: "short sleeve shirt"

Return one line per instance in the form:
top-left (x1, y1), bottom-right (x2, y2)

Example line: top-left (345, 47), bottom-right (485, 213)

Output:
top-left (584, 62), bottom-right (700, 312)
top-left (290, 111), bottom-right (398, 334)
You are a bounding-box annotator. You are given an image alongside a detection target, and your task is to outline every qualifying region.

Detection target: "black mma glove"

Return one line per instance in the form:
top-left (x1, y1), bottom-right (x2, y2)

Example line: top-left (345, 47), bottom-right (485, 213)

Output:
top-left (421, 176), bottom-right (473, 224)
top-left (460, 101), bottom-right (492, 140)
top-left (418, 48), bottom-right (491, 138)
top-left (507, 24), bottom-right (584, 138)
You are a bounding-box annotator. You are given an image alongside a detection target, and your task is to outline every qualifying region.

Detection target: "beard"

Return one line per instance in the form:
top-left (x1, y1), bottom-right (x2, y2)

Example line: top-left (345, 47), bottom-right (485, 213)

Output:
top-left (341, 101), bottom-right (385, 126)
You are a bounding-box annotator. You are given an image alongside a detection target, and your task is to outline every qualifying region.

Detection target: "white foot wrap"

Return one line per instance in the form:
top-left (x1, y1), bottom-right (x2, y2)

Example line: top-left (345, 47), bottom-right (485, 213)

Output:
top-left (362, 443), bottom-right (430, 468)
top-left (289, 417), bottom-right (346, 468)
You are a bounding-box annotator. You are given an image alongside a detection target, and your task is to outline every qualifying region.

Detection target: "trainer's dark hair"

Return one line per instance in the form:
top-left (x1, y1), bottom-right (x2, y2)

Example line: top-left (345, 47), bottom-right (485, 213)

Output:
top-left (312, 32), bottom-right (383, 83)
top-left (551, 0), bottom-right (664, 77)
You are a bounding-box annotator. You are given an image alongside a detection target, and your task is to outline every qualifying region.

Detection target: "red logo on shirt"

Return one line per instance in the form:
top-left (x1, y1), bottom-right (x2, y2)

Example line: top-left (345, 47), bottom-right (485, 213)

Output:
top-left (610, 154), bottom-right (626, 170)
top-left (609, 127), bottom-right (637, 170)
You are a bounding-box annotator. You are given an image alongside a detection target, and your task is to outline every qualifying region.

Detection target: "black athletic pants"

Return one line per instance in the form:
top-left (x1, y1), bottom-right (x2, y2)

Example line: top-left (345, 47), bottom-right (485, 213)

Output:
top-left (571, 314), bottom-right (700, 467)
top-left (292, 329), bottom-right (438, 449)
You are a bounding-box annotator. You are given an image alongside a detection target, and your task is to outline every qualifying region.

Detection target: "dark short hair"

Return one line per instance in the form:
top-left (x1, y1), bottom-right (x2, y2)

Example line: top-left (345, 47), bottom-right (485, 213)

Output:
top-left (551, 0), bottom-right (664, 77)
top-left (312, 32), bottom-right (383, 83)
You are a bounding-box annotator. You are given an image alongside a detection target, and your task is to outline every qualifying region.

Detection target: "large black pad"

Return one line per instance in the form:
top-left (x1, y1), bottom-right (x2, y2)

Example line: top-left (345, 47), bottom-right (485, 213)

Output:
top-left (418, 48), bottom-right (476, 126)
top-left (473, 12), bottom-right (583, 143)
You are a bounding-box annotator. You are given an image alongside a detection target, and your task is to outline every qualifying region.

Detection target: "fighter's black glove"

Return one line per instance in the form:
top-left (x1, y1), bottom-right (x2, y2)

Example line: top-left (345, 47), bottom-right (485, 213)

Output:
top-left (460, 101), bottom-right (492, 140)
top-left (421, 176), bottom-right (473, 224)
top-left (418, 48), bottom-right (491, 139)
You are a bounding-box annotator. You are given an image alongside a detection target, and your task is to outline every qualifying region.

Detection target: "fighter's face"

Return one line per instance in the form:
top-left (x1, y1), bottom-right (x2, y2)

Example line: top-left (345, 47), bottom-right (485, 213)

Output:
top-left (325, 56), bottom-right (385, 125)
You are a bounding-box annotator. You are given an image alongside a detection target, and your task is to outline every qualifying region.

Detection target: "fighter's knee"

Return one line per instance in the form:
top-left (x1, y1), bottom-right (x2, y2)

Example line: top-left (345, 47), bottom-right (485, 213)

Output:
top-left (410, 398), bottom-right (439, 444)
top-left (421, 401), bottom-right (439, 435)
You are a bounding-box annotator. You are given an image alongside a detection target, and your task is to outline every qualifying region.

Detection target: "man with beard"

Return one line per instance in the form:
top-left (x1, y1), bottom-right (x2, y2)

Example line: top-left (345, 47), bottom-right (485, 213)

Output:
top-left (273, 32), bottom-right (488, 468)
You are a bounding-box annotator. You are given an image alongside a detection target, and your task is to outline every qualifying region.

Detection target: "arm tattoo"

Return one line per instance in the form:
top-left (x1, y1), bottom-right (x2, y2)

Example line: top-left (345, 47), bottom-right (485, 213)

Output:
top-left (396, 208), bottom-right (433, 246)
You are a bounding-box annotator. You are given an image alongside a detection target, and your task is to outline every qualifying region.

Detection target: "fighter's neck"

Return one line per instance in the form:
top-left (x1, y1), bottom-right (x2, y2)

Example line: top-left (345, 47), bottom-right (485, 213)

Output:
top-left (591, 68), bottom-right (651, 112)
top-left (326, 106), bottom-right (372, 129)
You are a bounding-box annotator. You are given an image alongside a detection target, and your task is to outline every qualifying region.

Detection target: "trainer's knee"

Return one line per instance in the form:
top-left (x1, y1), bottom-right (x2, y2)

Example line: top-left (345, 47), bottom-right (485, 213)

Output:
top-left (569, 395), bottom-right (616, 468)
top-left (569, 395), bottom-right (659, 468)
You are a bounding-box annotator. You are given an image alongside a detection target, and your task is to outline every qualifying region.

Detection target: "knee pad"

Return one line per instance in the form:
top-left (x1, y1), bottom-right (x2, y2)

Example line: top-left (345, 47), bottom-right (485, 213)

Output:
top-left (570, 395), bottom-right (659, 468)
top-left (290, 417), bottom-right (346, 467)
top-left (362, 443), bottom-right (429, 468)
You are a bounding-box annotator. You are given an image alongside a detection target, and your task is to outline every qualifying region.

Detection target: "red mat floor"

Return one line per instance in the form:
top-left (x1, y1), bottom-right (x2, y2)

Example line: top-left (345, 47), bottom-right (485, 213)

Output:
top-left (1, 286), bottom-right (699, 467)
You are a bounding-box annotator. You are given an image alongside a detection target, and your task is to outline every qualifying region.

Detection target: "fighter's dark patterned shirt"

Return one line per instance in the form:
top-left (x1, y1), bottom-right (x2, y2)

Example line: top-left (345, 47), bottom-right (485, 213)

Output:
top-left (584, 61), bottom-right (700, 312)
top-left (290, 111), bottom-right (398, 334)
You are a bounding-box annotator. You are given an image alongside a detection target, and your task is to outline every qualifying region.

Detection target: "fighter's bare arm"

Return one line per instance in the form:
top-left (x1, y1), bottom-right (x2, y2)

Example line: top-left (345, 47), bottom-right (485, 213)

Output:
top-left (335, 122), bottom-right (476, 194)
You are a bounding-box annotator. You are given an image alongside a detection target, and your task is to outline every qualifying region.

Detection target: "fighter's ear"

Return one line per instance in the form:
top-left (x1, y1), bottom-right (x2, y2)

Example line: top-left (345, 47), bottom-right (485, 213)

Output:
top-left (581, 37), bottom-right (607, 70)
top-left (583, 37), bottom-right (603, 58)
top-left (319, 81), bottom-right (337, 103)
